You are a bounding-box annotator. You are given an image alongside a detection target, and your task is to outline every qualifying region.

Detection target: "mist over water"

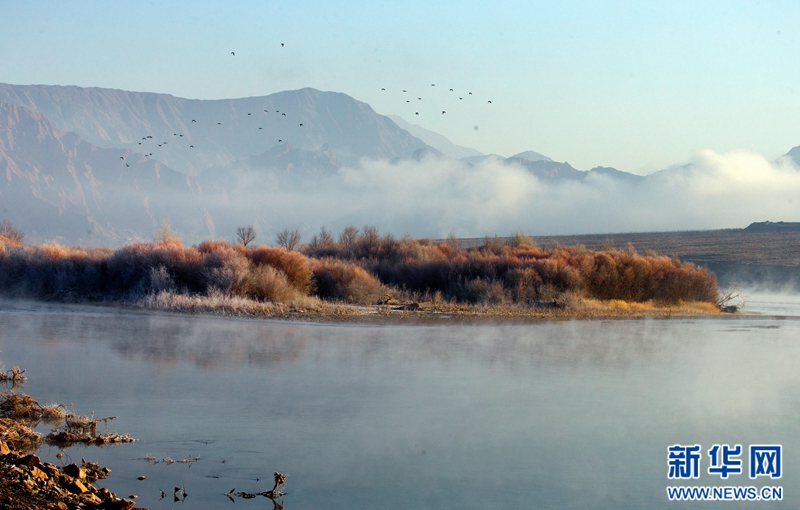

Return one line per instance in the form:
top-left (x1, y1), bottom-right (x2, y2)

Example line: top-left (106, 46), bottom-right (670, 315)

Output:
top-left (1, 299), bottom-right (799, 508)
top-left (190, 149), bottom-right (800, 243)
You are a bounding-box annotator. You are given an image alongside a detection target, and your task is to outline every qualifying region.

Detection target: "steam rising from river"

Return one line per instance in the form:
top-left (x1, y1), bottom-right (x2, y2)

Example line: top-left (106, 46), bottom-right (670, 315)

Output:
top-left (216, 148), bottom-right (800, 241)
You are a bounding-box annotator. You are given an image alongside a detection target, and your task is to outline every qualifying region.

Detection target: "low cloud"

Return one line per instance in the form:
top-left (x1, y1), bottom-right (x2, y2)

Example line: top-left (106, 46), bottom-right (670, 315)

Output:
top-left (242, 149), bottom-right (800, 240)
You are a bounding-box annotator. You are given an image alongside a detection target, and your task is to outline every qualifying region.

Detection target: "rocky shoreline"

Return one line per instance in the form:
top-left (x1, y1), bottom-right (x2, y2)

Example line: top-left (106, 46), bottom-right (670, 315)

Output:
top-left (0, 445), bottom-right (138, 510)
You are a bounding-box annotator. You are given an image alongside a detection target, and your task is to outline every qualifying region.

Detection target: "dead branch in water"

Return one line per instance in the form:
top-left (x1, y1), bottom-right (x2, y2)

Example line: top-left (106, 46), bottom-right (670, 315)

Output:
top-left (46, 412), bottom-right (135, 445)
top-left (0, 366), bottom-right (26, 384)
top-left (717, 287), bottom-right (748, 313)
top-left (232, 471), bottom-right (287, 501)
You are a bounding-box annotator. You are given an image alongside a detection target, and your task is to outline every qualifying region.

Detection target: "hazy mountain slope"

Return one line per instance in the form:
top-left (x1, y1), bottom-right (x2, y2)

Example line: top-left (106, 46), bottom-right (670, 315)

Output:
top-left (387, 115), bottom-right (483, 159)
top-left (510, 150), bottom-right (552, 162)
top-left (784, 144), bottom-right (800, 166)
top-left (0, 84), bottom-right (430, 173)
top-left (0, 102), bottom-right (205, 244)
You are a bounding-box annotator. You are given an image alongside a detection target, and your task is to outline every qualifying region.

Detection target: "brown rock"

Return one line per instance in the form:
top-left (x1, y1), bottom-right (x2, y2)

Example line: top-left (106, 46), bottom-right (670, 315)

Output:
top-left (63, 463), bottom-right (86, 480)
top-left (99, 499), bottom-right (135, 510)
top-left (67, 479), bottom-right (88, 494)
top-left (0, 439), bottom-right (10, 454)
top-left (15, 454), bottom-right (41, 467)
top-left (30, 466), bottom-right (48, 479)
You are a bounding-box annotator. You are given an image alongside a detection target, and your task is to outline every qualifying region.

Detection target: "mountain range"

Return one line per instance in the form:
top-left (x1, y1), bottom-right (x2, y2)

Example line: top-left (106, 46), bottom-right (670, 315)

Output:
top-left (0, 82), bottom-right (798, 245)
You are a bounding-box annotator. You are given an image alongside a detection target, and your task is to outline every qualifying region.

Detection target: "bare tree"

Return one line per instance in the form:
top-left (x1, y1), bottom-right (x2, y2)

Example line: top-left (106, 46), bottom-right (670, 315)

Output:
top-left (276, 228), bottom-right (302, 251)
top-left (236, 225), bottom-right (257, 247)
top-left (0, 220), bottom-right (24, 243)
top-left (338, 225), bottom-right (358, 252)
top-left (309, 226), bottom-right (334, 250)
top-left (154, 221), bottom-right (180, 243)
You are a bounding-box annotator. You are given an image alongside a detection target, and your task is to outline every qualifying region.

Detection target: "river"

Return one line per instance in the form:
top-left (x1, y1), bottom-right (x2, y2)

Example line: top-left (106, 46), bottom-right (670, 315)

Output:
top-left (0, 295), bottom-right (797, 509)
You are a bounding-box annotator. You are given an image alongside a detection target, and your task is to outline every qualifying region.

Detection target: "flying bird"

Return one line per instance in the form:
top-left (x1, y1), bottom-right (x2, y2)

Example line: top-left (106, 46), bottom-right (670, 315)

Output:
top-left (120, 156), bottom-right (124, 160)
top-left (459, 97), bottom-right (463, 100)
top-left (191, 119), bottom-right (196, 122)
top-left (487, 100), bottom-right (492, 104)
top-left (282, 113), bottom-right (286, 116)
top-left (278, 139), bottom-right (282, 142)
top-left (449, 88), bottom-right (453, 91)
top-left (190, 145), bottom-right (194, 148)
top-left (126, 164), bottom-right (130, 167)
top-left (415, 112), bottom-right (419, 115)
top-left (402, 89), bottom-right (407, 92)
top-left (281, 43), bottom-right (284, 47)
top-left (431, 84), bottom-right (435, 86)
top-left (299, 123), bottom-right (303, 126)
top-left (248, 113), bottom-right (251, 115)
top-left (259, 127), bottom-right (263, 129)
top-left (406, 100), bottom-right (410, 103)
top-left (231, 52), bottom-right (235, 56)
top-left (442, 111), bottom-right (446, 114)
top-left (381, 88), bottom-right (386, 91)
top-left (217, 122), bottom-right (221, 125)
top-left (469, 92), bottom-right (473, 95)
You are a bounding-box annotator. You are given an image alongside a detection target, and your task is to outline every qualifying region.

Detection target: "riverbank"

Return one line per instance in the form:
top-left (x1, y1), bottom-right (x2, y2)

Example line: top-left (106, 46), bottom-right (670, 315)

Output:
top-left (137, 290), bottom-right (721, 324)
top-left (0, 389), bottom-right (138, 510)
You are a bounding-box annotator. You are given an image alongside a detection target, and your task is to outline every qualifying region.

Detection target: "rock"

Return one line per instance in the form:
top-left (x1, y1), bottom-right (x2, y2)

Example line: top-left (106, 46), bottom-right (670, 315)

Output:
top-left (0, 439), bottom-right (10, 454)
top-left (99, 499), bottom-right (136, 510)
top-left (15, 454), bottom-right (41, 467)
top-left (30, 466), bottom-right (48, 479)
top-left (63, 463), bottom-right (86, 480)
top-left (67, 479), bottom-right (88, 494)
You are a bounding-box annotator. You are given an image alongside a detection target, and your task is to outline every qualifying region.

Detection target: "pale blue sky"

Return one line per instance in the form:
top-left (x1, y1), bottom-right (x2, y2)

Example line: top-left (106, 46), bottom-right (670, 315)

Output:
top-left (2, 0), bottom-right (799, 173)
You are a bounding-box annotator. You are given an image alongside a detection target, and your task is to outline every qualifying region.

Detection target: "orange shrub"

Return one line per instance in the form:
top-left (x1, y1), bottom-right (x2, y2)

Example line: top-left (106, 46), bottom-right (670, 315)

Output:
top-left (249, 246), bottom-right (313, 294)
top-left (311, 258), bottom-right (382, 304)
top-left (240, 265), bottom-right (296, 303)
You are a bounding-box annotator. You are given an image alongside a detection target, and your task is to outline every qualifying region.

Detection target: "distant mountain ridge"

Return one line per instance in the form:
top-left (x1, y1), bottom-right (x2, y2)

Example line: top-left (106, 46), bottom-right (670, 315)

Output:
top-left (0, 84), bottom-right (430, 174)
top-left (0, 101), bottom-right (206, 243)
top-left (387, 115), bottom-right (483, 159)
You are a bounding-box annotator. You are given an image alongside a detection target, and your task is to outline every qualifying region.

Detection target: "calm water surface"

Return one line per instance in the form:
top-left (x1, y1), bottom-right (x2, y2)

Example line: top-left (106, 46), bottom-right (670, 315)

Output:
top-left (0, 297), bottom-right (798, 509)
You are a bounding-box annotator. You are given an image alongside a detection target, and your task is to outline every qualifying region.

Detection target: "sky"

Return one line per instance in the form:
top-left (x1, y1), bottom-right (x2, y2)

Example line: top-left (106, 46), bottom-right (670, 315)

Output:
top-left (2, 1), bottom-right (800, 174)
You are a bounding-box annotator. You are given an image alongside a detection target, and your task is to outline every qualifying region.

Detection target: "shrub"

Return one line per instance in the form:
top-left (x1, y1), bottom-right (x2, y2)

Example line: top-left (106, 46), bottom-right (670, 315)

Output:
top-left (240, 265), bottom-right (296, 302)
top-left (249, 246), bottom-right (313, 294)
top-left (311, 258), bottom-right (382, 304)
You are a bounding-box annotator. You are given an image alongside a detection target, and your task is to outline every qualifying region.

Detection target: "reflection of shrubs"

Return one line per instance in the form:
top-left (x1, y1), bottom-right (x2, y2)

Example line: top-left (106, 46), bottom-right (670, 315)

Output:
top-left (311, 258), bottom-right (383, 304)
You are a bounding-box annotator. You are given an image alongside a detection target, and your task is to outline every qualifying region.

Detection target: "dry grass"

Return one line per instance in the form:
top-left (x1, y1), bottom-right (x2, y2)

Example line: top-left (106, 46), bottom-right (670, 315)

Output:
top-left (140, 289), bottom-right (321, 316)
top-left (0, 367), bottom-right (26, 384)
top-left (46, 412), bottom-right (135, 445)
top-left (0, 393), bottom-right (43, 421)
top-left (0, 418), bottom-right (41, 452)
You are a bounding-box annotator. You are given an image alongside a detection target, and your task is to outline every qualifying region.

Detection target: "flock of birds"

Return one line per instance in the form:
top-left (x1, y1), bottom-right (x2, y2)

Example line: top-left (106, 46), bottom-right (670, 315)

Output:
top-left (118, 42), bottom-right (491, 169)
top-left (379, 83), bottom-right (492, 118)
top-left (119, 44), bottom-right (300, 167)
